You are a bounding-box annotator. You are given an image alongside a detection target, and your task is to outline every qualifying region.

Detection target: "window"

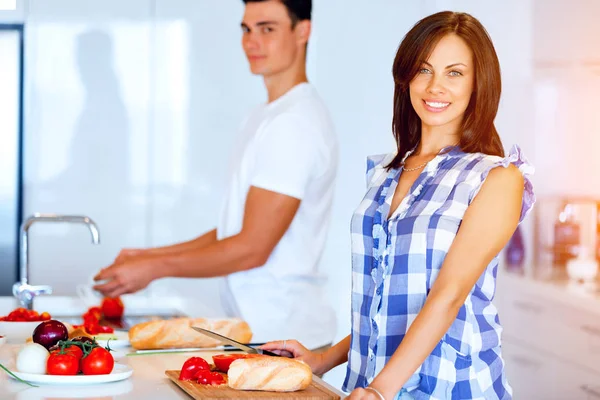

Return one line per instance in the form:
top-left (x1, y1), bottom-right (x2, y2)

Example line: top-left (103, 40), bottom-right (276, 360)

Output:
top-left (0, 24), bottom-right (23, 295)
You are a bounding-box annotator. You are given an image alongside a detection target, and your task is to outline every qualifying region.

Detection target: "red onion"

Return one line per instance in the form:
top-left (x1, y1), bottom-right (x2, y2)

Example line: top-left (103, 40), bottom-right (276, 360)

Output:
top-left (32, 320), bottom-right (68, 350)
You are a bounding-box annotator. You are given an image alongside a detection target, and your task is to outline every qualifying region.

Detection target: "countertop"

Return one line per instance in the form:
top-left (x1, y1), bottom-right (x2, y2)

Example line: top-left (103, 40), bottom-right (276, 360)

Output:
top-left (0, 344), bottom-right (346, 400)
top-left (497, 267), bottom-right (600, 316)
top-left (1, 267), bottom-right (598, 399)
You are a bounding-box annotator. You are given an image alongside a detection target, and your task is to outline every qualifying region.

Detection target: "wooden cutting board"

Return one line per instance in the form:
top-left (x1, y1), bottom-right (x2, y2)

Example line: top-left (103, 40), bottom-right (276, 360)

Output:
top-left (165, 370), bottom-right (341, 399)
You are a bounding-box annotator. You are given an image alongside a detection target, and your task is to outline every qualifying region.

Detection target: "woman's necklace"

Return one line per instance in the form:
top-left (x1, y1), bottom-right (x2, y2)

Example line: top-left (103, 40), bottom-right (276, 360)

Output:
top-left (401, 159), bottom-right (431, 172)
top-left (401, 142), bottom-right (459, 172)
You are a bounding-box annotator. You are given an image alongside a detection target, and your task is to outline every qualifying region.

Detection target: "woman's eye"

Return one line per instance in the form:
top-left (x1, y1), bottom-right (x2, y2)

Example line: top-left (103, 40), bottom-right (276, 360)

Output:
top-left (449, 70), bottom-right (463, 77)
top-left (419, 68), bottom-right (431, 74)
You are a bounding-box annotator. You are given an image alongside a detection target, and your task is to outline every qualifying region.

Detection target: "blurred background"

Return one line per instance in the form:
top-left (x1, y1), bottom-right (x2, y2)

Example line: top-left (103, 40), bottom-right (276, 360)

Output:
top-left (1, 0), bottom-right (599, 398)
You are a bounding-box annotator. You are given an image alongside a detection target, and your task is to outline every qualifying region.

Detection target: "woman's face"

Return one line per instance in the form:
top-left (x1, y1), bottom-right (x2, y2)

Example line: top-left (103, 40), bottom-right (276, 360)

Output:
top-left (409, 33), bottom-right (474, 135)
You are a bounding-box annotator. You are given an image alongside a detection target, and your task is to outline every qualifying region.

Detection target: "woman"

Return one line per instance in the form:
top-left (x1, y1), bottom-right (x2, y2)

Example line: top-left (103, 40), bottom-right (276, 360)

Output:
top-left (262, 11), bottom-right (534, 400)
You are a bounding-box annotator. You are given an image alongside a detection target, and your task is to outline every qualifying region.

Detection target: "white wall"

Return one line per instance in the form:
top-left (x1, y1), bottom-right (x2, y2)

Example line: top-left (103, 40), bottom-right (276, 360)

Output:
top-left (0, 0), bottom-right (24, 22)
top-left (2, 0), bottom-right (599, 389)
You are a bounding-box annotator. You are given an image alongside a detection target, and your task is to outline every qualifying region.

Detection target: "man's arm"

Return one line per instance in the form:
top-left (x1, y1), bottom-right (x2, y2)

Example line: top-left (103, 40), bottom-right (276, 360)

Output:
top-left (110, 230), bottom-right (217, 265)
top-left (145, 229), bottom-right (218, 255)
top-left (163, 185), bottom-right (301, 277)
top-left (94, 186), bottom-right (300, 296)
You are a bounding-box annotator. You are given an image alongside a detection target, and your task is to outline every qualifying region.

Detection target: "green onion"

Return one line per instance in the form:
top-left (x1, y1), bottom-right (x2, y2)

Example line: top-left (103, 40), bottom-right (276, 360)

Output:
top-left (0, 362), bottom-right (38, 387)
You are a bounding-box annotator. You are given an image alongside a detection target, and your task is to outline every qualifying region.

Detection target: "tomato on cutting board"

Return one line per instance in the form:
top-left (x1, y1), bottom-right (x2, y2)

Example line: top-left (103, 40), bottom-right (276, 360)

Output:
top-left (178, 357), bottom-right (210, 381)
top-left (212, 353), bottom-right (263, 373)
top-left (195, 369), bottom-right (227, 386)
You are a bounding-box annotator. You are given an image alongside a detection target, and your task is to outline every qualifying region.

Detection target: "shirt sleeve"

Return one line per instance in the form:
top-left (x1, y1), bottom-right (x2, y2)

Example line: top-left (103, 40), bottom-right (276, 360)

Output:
top-left (250, 113), bottom-right (321, 199)
top-left (468, 145), bottom-right (536, 223)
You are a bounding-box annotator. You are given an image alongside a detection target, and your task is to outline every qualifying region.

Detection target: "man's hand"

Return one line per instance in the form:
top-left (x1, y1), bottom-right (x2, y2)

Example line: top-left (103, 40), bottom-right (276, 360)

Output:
top-left (93, 255), bottom-right (160, 298)
top-left (113, 248), bottom-right (145, 264)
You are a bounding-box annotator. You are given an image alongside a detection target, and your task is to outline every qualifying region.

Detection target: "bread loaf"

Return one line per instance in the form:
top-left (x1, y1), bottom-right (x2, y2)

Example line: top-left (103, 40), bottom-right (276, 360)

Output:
top-left (128, 318), bottom-right (252, 350)
top-left (228, 356), bottom-right (312, 392)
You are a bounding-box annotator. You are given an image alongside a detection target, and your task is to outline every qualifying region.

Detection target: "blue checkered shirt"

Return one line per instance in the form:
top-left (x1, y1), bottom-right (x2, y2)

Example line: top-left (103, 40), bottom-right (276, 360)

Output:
top-left (342, 145), bottom-right (535, 400)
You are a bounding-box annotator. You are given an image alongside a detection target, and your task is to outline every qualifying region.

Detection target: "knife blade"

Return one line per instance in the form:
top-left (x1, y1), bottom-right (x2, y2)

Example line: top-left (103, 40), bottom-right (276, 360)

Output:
top-left (191, 326), bottom-right (280, 357)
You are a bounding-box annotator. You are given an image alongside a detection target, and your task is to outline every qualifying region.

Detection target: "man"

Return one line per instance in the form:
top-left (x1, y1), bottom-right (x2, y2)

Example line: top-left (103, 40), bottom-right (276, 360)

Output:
top-left (94, 0), bottom-right (338, 350)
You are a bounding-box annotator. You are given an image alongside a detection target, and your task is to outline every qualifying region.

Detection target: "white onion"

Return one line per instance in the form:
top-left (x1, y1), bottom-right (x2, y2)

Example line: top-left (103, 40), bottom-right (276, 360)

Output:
top-left (16, 343), bottom-right (49, 374)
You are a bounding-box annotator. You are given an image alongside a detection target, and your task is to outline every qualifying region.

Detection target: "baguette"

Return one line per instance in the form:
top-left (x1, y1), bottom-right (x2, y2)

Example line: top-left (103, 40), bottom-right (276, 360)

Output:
top-left (128, 317), bottom-right (252, 350)
top-left (228, 356), bottom-right (312, 392)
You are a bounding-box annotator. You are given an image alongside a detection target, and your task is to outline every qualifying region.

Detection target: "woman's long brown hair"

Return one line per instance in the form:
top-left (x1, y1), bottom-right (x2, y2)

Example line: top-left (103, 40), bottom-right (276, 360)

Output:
top-left (387, 11), bottom-right (504, 169)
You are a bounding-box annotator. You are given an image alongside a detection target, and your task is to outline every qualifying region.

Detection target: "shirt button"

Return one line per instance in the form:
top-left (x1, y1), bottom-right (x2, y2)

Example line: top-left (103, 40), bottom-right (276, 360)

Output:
top-left (372, 320), bottom-right (377, 328)
top-left (376, 286), bottom-right (382, 295)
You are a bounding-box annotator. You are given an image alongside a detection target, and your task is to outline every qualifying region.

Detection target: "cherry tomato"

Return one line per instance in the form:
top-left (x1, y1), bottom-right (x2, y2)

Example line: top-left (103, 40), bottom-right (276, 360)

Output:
top-left (212, 354), bottom-right (263, 373)
top-left (47, 353), bottom-right (79, 375)
top-left (9, 308), bottom-right (27, 318)
top-left (194, 370), bottom-right (227, 385)
top-left (178, 357), bottom-right (210, 381)
top-left (101, 297), bottom-right (124, 319)
top-left (81, 347), bottom-right (114, 375)
top-left (5, 308), bottom-right (27, 321)
top-left (24, 310), bottom-right (39, 321)
top-left (2, 308), bottom-right (52, 322)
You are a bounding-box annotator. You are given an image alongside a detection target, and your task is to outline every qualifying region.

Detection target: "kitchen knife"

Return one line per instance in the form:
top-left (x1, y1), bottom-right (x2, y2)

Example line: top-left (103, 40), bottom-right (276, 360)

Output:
top-left (191, 326), bottom-right (280, 357)
top-left (127, 343), bottom-right (268, 356)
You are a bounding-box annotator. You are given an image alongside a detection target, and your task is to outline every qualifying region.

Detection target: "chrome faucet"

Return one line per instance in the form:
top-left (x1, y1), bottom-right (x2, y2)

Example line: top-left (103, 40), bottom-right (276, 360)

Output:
top-left (12, 214), bottom-right (101, 310)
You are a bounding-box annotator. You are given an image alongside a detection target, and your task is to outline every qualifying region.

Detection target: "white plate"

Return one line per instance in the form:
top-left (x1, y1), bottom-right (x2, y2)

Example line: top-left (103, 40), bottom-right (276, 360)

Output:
top-left (94, 330), bottom-right (129, 348)
top-left (9, 380), bottom-right (133, 398)
top-left (8, 363), bottom-right (133, 385)
top-left (0, 335), bottom-right (6, 346)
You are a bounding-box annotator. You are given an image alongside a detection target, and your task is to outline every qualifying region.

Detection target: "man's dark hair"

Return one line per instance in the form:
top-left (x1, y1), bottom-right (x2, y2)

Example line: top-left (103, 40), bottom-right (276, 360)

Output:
top-left (242, 0), bottom-right (312, 26)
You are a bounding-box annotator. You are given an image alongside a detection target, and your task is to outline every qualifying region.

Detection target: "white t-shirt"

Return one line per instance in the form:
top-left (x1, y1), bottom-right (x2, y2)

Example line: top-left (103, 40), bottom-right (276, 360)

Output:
top-left (217, 83), bottom-right (338, 349)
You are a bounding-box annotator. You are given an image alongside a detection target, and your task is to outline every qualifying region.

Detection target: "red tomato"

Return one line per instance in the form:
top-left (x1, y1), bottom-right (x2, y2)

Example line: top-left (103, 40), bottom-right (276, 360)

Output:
top-left (178, 357), bottom-right (210, 381)
top-left (81, 347), bottom-right (114, 375)
top-left (9, 308), bottom-right (27, 318)
top-left (1, 308), bottom-right (51, 322)
top-left (51, 345), bottom-right (84, 361)
top-left (83, 321), bottom-right (101, 335)
top-left (47, 353), bottom-right (79, 375)
top-left (83, 307), bottom-right (102, 321)
top-left (5, 308), bottom-right (26, 321)
top-left (101, 297), bottom-right (124, 319)
top-left (212, 354), bottom-right (262, 373)
top-left (98, 325), bottom-right (114, 334)
top-left (83, 312), bottom-right (100, 323)
top-left (194, 370), bottom-right (227, 386)
top-left (24, 310), bottom-right (39, 321)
